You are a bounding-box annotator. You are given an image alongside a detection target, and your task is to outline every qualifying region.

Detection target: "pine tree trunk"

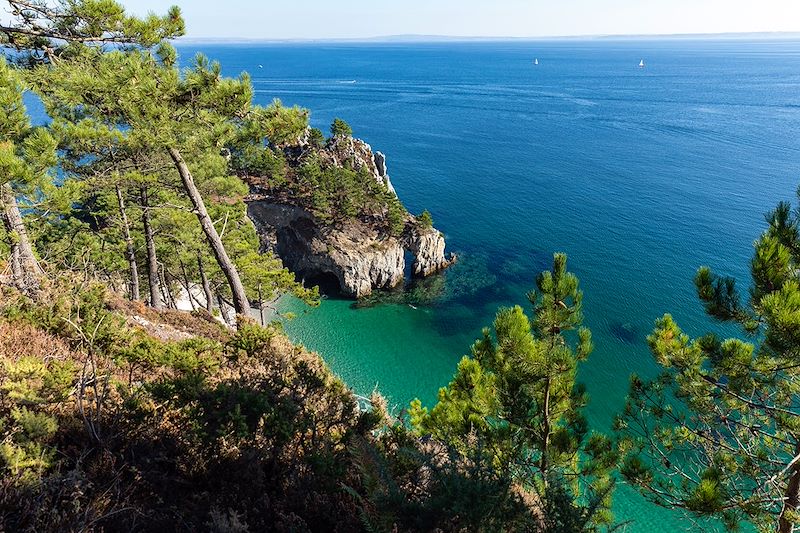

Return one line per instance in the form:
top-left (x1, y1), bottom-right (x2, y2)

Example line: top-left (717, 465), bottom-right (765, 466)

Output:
top-left (540, 375), bottom-right (551, 481)
top-left (140, 186), bottom-right (162, 309)
top-left (8, 242), bottom-right (23, 284)
top-left (168, 147), bottom-right (249, 315)
top-left (115, 185), bottom-right (140, 301)
top-left (166, 269), bottom-right (178, 309)
top-left (216, 293), bottom-right (232, 327)
top-left (179, 260), bottom-right (198, 311)
top-left (0, 183), bottom-right (41, 294)
top-left (778, 442), bottom-right (800, 533)
top-left (159, 264), bottom-right (174, 309)
top-left (258, 283), bottom-right (265, 326)
top-left (197, 252), bottom-right (213, 313)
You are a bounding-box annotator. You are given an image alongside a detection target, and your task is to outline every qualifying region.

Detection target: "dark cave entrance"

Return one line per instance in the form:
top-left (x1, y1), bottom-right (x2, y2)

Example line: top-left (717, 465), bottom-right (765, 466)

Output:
top-left (302, 271), bottom-right (342, 296)
top-left (403, 250), bottom-right (417, 284)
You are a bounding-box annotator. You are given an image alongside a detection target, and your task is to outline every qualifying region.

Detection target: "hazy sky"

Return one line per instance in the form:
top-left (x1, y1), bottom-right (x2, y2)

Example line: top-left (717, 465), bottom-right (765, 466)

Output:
top-left (119, 0), bottom-right (800, 40)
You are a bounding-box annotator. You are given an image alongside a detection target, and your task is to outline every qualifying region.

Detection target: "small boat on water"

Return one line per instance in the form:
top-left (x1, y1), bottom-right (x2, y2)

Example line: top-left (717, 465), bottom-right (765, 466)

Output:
top-left (408, 304), bottom-right (418, 310)
top-left (534, 58), bottom-right (539, 66)
top-left (639, 59), bottom-right (645, 68)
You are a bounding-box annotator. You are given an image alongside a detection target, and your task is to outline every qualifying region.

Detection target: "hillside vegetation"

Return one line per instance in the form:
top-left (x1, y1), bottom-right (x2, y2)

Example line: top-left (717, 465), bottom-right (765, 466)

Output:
top-left (233, 111), bottom-right (411, 236)
top-left (0, 279), bottom-right (554, 532)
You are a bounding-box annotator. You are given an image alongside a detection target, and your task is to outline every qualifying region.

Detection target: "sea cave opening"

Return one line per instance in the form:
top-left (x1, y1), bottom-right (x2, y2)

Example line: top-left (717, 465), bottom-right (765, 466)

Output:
top-left (403, 249), bottom-right (417, 284)
top-left (302, 270), bottom-right (342, 296)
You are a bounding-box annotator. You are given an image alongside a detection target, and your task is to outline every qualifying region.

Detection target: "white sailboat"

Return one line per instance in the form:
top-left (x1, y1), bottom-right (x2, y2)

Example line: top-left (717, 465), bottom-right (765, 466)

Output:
top-left (639, 59), bottom-right (645, 68)
top-left (534, 58), bottom-right (539, 66)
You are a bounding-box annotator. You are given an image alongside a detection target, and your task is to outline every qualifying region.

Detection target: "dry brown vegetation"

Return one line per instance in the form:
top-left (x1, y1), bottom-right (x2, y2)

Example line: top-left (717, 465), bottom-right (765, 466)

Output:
top-left (107, 295), bottom-right (230, 343)
top-left (0, 321), bottom-right (74, 361)
top-left (0, 282), bottom-right (373, 531)
top-left (0, 281), bottom-right (541, 532)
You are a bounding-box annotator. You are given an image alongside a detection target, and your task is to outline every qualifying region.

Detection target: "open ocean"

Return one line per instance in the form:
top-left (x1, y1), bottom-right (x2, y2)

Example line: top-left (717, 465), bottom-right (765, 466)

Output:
top-left (178, 39), bottom-right (800, 531)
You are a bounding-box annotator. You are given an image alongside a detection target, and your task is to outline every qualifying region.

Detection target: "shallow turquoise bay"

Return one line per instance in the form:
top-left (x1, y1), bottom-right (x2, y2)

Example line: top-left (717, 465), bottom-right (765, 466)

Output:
top-left (181, 39), bottom-right (800, 531)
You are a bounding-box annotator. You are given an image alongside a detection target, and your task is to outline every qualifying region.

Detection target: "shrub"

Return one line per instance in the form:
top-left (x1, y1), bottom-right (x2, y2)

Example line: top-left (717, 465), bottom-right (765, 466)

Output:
top-left (308, 127), bottom-right (325, 147)
top-left (387, 197), bottom-right (407, 236)
top-left (330, 117), bottom-right (352, 138)
top-left (225, 317), bottom-right (277, 359)
top-left (0, 355), bottom-right (75, 485)
top-left (417, 209), bottom-right (433, 229)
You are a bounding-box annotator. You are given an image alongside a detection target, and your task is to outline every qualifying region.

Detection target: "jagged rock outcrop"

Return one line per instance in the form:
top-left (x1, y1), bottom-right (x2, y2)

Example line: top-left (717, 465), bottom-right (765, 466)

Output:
top-left (247, 202), bottom-right (399, 297)
top-left (405, 226), bottom-right (453, 277)
top-left (244, 132), bottom-right (454, 298)
top-left (246, 201), bottom-right (455, 298)
top-left (320, 135), bottom-right (396, 195)
top-left (373, 151), bottom-right (395, 195)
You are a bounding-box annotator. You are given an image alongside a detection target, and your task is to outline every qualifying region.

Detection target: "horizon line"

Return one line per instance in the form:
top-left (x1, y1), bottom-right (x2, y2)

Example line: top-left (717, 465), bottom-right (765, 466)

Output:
top-left (173, 30), bottom-right (800, 44)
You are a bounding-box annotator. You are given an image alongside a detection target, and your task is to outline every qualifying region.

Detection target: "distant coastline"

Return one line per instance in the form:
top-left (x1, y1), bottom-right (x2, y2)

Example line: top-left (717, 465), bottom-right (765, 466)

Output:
top-left (174, 31), bottom-right (800, 45)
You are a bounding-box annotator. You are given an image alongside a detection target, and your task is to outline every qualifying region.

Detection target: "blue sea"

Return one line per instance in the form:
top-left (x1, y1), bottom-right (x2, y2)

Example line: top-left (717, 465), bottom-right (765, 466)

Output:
top-left (178, 39), bottom-right (800, 531)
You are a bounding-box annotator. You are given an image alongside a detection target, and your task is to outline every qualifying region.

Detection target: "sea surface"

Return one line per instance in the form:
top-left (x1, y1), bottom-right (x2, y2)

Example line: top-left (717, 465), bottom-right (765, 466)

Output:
top-left (178, 39), bottom-right (800, 531)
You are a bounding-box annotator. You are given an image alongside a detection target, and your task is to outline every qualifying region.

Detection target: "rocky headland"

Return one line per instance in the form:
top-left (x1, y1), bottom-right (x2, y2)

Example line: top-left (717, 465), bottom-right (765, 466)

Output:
top-left (243, 130), bottom-right (455, 298)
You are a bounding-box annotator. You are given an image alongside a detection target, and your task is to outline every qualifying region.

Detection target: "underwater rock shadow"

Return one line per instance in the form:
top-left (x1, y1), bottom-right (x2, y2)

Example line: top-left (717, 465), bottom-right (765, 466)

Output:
top-left (609, 321), bottom-right (639, 344)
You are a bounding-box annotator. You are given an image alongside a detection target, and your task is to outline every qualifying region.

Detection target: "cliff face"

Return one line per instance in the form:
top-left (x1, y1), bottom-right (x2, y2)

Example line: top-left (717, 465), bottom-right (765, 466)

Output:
top-left (247, 201), bottom-right (455, 298)
top-left (245, 132), bottom-right (455, 298)
top-left (405, 226), bottom-right (453, 277)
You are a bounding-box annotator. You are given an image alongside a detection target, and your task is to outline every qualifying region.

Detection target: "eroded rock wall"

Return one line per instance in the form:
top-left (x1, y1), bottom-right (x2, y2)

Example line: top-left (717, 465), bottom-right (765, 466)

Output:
top-left (247, 202), bottom-right (405, 298)
top-left (245, 134), bottom-right (454, 298)
top-left (404, 227), bottom-right (456, 277)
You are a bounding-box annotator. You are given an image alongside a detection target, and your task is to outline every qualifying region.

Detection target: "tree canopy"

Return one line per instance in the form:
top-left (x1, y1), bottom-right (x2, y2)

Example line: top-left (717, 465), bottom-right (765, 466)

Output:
top-left (411, 253), bottom-right (619, 531)
top-left (0, 0), bottom-right (184, 63)
top-left (617, 188), bottom-right (800, 532)
top-left (0, 0), bottom-right (317, 319)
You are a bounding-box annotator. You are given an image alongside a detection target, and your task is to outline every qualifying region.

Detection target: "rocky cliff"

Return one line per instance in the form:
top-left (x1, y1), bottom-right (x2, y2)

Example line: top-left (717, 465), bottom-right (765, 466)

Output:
top-left (244, 132), bottom-right (455, 298)
top-left (246, 200), bottom-right (455, 298)
top-left (319, 135), bottom-right (397, 196)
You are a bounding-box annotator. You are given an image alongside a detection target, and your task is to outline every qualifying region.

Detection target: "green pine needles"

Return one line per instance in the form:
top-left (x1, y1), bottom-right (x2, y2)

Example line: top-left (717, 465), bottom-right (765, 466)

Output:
top-left (411, 253), bottom-right (619, 531)
top-left (617, 188), bottom-right (800, 533)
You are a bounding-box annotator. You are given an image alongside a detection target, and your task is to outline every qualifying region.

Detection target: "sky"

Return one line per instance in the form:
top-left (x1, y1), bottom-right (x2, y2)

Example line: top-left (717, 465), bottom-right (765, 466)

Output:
top-left (118, 0), bottom-right (800, 40)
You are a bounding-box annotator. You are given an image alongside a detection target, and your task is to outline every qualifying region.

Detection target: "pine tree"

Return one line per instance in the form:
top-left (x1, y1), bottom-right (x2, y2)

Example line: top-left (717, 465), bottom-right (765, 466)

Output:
top-left (330, 118), bottom-right (352, 138)
top-left (617, 189), bottom-right (800, 532)
top-left (25, 37), bottom-right (319, 316)
top-left (0, 0), bottom-right (184, 64)
top-left (410, 253), bottom-right (618, 528)
top-left (0, 0), bottom-right (183, 298)
top-left (114, 182), bottom-right (139, 301)
top-left (28, 46), bottom-right (232, 309)
top-left (0, 57), bottom-right (56, 295)
top-left (417, 209), bottom-right (434, 229)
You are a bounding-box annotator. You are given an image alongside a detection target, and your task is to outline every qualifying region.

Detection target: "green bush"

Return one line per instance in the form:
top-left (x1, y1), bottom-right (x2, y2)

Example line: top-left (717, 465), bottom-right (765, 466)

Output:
top-left (1, 283), bottom-right (130, 356)
top-left (0, 355), bottom-right (75, 485)
top-left (308, 127), bottom-right (325, 147)
top-left (330, 117), bottom-right (352, 137)
top-left (417, 209), bottom-right (433, 229)
top-left (387, 197), bottom-right (407, 236)
top-left (226, 318), bottom-right (277, 359)
top-left (230, 144), bottom-right (287, 187)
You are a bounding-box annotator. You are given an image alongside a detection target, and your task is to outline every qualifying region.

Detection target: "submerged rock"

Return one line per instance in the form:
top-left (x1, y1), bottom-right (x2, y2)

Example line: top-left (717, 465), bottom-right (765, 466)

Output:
top-left (610, 321), bottom-right (638, 344)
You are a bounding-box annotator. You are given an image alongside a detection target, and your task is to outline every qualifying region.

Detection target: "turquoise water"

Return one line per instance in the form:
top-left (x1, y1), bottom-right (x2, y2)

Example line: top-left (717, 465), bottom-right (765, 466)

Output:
top-left (179, 40), bottom-right (800, 531)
